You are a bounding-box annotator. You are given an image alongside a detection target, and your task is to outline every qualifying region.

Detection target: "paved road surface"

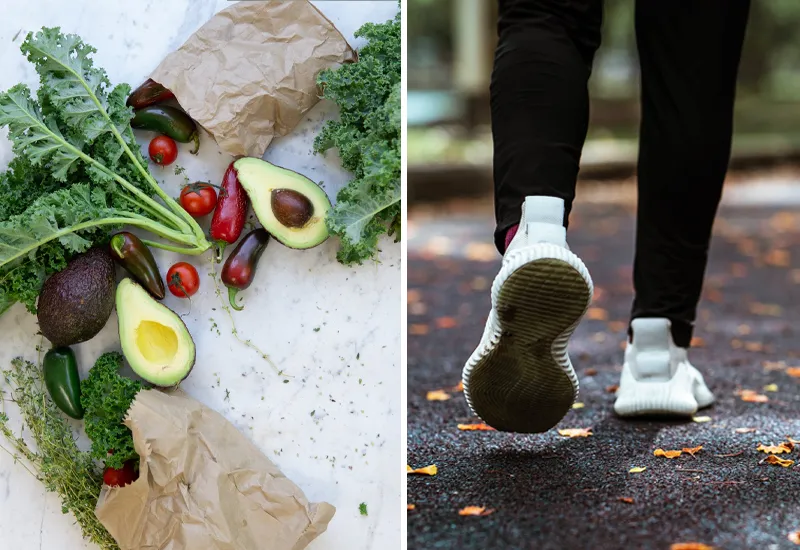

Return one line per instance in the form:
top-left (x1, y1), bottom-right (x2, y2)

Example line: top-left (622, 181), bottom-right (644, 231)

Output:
top-left (407, 187), bottom-right (800, 550)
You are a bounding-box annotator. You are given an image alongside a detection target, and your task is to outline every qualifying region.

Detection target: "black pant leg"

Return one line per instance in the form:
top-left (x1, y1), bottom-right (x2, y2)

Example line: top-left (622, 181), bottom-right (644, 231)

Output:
top-left (491, 0), bottom-right (603, 252)
top-left (631, 0), bottom-right (750, 346)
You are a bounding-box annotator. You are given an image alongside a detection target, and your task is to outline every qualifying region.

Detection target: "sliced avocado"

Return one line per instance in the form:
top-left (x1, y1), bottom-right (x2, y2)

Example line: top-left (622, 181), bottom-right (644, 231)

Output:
top-left (233, 157), bottom-right (332, 249)
top-left (116, 279), bottom-right (195, 386)
top-left (38, 247), bottom-right (115, 347)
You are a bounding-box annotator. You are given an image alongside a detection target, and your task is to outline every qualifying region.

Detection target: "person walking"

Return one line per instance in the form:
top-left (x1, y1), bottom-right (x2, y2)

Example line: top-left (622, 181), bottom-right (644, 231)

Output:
top-left (463, 0), bottom-right (751, 433)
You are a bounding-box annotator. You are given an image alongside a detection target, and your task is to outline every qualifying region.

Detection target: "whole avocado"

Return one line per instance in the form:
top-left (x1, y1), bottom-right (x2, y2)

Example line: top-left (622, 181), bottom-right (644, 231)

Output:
top-left (37, 247), bottom-right (116, 347)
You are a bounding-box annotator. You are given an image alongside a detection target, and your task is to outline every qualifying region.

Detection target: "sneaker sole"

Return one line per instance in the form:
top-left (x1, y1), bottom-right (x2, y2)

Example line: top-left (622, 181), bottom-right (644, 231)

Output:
top-left (463, 245), bottom-right (592, 433)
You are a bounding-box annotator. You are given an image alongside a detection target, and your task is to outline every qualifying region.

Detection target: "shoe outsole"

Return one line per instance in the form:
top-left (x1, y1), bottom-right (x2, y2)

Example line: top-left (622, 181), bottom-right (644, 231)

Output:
top-left (463, 248), bottom-right (592, 433)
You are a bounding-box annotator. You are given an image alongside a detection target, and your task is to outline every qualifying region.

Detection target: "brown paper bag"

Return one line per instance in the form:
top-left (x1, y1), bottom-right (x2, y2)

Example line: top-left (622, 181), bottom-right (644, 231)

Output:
top-left (95, 390), bottom-right (335, 550)
top-left (149, 0), bottom-right (356, 158)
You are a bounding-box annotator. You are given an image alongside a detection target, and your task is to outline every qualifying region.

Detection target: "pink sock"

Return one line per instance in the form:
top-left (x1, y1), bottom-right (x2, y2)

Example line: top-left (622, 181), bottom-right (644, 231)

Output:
top-left (503, 224), bottom-right (520, 253)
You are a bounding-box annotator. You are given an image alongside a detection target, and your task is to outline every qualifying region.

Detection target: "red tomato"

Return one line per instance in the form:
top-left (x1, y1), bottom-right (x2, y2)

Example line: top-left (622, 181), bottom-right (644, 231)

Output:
top-left (103, 461), bottom-right (138, 487)
top-left (167, 262), bottom-right (200, 298)
top-left (148, 135), bottom-right (178, 166)
top-left (180, 183), bottom-right (217, 217)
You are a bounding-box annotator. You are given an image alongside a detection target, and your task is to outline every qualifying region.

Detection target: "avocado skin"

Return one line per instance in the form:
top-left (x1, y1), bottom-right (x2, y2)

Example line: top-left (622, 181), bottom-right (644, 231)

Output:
top-left (37, 247), bottom-right (116, 347)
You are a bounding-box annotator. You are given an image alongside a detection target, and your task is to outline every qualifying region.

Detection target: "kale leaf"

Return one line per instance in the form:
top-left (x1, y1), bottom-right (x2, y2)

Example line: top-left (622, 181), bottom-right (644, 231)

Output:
top-left (81, 352), bottom-right (143, 470)
top-left (315, 12), bottom-right (401, 265)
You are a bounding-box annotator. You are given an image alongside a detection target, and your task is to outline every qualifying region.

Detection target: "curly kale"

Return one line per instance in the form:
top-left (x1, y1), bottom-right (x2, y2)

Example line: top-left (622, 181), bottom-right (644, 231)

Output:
top-left (81, 352), bottom-right (143, 470)
top-left (315, 11), bottom-right (401, 265)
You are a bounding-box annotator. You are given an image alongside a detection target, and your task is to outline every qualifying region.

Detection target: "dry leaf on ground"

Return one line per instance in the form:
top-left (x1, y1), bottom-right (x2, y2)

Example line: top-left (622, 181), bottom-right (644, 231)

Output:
top-left (757, 442), bottom-right (794, 454)
top-left (787, 367), bottom-right (800, 378)
top-left (683, 446), bottom-right (703, 456)
top-left (407, 504), bottom-right (416, 511)
top-left (788, 531), bottom-right (800, 545)
top-left (788, 437), bottom-right (799, 445)
top-left (618, 497), bottom-right (634, 504)
top-left (737, 389), bottom-right (769, 403)
top-left (654, 448), bottom-right (683, 459)
top-left (584, 368), bottom-right (599, 376)
top-left (407, 464), bottom-right (438, 476)
top-left (670, 543), bottom-right (714, 550)
top-left (426, 390), bottom-right (451, 401)
top-left (765, 455), bottom-right (794, 468)
top-left (691, 336), bottom-right (707, 347)
top-left (457, 423), bottom-right (496, 431)
top-left (558, 428), bottom-right (593, 438)
top-left (458, 506), bottom-right (495, 517)
top-left (735, 428), bottom-right (756, 434)
top-left (435, 316), bottom-right (458, 329)
top-left (692, 416), bottom-right (712, 423)
top-left (763, 384), bottom-right (779, 392)
top-left (606, 384), bottom-right (619, 394)
top-left (629, 466), bottom-right (647, 473)
top-left (572, 402), bottom-right (585, 409)
top-left (586, 308), bottom-right (609, 321)
top-left (451, 380), bottom-right (464, 392)
top-left (410, 324), bottom-right (429, 335)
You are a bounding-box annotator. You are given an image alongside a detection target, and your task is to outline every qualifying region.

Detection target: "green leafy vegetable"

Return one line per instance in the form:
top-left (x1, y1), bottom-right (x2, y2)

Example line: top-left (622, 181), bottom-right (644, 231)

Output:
top-left (0, 28), bottom-right (210, 313)
top-left (315, 13), bottom-right (401, 264)
top-left (359, 502), bottom-right (368, 516)
top-left (0, 358), bottom-right (119, 549)
top-left (81, 351), bottom-right (142, 470)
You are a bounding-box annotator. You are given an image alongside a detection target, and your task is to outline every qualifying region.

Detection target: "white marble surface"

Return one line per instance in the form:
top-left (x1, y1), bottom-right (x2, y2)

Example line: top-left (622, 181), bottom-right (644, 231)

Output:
top-left (0, 1), bottom-right (400, 549)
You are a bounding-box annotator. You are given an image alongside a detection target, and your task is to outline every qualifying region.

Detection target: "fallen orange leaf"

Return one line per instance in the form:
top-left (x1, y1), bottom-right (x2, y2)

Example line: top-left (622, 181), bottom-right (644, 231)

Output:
top-left (458, 506), bottom-right (495, 517)
top-left (451, 380), bottom-right (464, 392)
top-left (749, 302), bottom-right (782, 317)
top-left (757, 442), bottom-right (794, 454)
top-left (407, 504), bottom-right (416, 511)
top-left (670, 543), bottom-right (714, 550)
top-left (458, 423), bottom-right (496, 431)
top-left (735, 428), bottom-right (756, 434)
top-left (787, 367), bottom-right (800, 378)
top-left (737, 389), bottom-right (769, 403)
top-left (608, 321), bottom-right (626, 332)
top-left (789, 531), bottom-right (800, 545)
top-left (586, 308), bottom-right (609, 321)
top-left (435, 316), bottom-right (458, 329)
top-left (683, 446), bottom-right (703, 456)
top-left (765, 455), bottom-right (794, 468)
top-left (584, 368), bottom-right (598, 376)
top-left (407, 464), bottom-right (438, 476)
top-left (654, 448), bottom-right (683, 459)
top-left (618, 497), bottom-right (634, 504)
top-left (426, 390), bottom-right (451, 401)
top-left (410, 324), bottom-right (429, 335)
top-left (558, 428), bottom-right (593, 438)
top-left (606, 384), bottom-right (619, 394)
top-left (690, 336), bottom-right (706, 348)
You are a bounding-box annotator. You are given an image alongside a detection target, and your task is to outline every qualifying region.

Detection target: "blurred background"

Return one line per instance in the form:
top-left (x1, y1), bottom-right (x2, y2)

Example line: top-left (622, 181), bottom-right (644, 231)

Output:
top-left (408, 0), bottom-right (800, 200)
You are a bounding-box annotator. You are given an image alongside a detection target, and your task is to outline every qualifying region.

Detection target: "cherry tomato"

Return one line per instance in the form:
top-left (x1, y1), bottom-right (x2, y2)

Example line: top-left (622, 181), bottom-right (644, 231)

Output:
top-left (103, 460), bottom-right (138, 487)
top-left (148, 135), bottom-right (178, 166)
top-left (180, 183), bottom-right (218, 217)
top-left (167, 262), bottom-right (200, 298)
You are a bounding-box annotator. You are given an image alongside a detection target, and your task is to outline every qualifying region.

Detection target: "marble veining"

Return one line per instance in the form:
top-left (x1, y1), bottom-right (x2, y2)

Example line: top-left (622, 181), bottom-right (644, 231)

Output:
top-left (0, 1), bottom-right (400, 548)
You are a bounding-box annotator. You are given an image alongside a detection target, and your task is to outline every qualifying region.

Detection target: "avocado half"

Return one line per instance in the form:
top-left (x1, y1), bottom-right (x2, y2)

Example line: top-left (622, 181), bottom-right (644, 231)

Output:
top-left (116, 278), bottom-right (195, 386)
top-left (233, 157), bottom-right (332, 249)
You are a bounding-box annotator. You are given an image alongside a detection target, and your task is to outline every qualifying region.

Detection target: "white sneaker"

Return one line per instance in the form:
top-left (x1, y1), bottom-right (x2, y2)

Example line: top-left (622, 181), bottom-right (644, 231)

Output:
top-left (614, 318), bottom-right (714, 417)
top-left (462, 196), bottom-right (593, 433)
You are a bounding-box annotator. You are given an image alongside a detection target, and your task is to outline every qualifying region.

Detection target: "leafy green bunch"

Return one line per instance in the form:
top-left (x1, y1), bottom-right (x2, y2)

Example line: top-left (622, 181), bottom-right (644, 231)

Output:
top-left (81, 352), bottom-right (143, 470)
top-left (315, 12), bottom-right (401, 265)
top-left (0, 28), bottom-right (210, 315)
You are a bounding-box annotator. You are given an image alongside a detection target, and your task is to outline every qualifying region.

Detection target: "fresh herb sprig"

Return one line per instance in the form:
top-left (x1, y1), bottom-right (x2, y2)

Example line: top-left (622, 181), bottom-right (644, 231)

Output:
top-left (0, 358), bottom-right (119, 549)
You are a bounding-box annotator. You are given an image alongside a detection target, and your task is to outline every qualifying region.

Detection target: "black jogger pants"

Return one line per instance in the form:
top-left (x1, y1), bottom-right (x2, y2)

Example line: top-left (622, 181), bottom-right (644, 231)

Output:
top-left (490, 0), bottom-right (750, 347)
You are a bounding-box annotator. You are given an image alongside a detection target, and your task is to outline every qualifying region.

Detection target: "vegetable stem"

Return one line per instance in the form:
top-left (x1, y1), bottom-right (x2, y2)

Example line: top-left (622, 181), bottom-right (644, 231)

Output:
top-left (141, 238), bottom-right (209, 255)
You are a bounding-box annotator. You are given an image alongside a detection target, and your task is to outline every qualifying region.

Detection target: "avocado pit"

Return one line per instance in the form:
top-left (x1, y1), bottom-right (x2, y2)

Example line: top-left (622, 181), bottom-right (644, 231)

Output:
top-left (271, 188), bottom-right (313, 228)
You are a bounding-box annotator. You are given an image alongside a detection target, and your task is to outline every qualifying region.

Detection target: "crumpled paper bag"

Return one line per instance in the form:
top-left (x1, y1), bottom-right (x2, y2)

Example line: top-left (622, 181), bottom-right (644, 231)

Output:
top-left (95, 389), bottom-right (335, 550)
top-left (149, 0), bottom-right (355, 158)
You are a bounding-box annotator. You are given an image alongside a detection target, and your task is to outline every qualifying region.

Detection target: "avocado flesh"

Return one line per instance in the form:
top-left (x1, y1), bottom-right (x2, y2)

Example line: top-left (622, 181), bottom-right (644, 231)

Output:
top-left (234, 157), bottom-right (332, 249)
top-left (116, 279), bottom-right (195, 386)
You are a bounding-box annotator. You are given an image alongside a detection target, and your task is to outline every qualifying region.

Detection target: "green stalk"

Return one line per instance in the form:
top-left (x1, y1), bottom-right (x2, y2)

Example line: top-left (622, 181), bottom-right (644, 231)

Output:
top-left (114, 190), bottom-right (182, 231)
top-left (141, 239), bottom-right (208, 255)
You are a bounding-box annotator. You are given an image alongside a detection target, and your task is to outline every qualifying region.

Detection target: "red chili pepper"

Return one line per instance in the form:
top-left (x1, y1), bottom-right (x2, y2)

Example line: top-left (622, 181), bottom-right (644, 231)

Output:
top-left (210, 160), bottom-right (249, 262)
